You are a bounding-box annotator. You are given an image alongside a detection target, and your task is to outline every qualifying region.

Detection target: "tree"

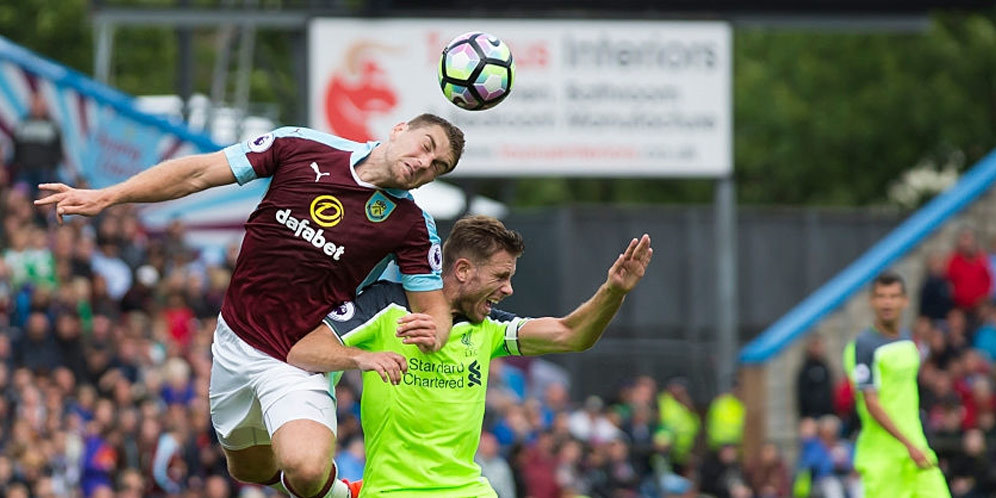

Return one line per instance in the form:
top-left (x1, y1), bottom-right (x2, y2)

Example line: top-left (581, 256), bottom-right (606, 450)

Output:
top-left (733, 14), bottom-right (996, 205)
top-left (5, 6), bottom-right (996, 207)
top-left (0, 0), bottom-right (92, 74)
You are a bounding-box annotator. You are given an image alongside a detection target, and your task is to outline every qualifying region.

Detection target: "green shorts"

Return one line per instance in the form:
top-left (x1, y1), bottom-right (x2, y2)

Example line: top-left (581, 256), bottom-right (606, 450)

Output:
top-left (855, 452), bottom-right (950, 498)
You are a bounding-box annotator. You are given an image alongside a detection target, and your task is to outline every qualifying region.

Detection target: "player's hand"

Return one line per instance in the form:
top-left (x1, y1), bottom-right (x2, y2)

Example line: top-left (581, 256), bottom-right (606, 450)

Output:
top-left (606, 234), bottom-right (653, 294)
top-left (355, 351), bottom-right (407, 385)
top-left (34, 183), bottom-right (110, 224)
top-left (906, 444), bottom-right (932, 468)
top-left (396, 313), bottom-right (438, 353)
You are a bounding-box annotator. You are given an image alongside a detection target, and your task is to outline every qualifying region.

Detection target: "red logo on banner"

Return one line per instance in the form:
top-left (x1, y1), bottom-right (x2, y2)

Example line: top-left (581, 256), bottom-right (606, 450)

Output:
top-left (324, 42), bottom-right (400, 142)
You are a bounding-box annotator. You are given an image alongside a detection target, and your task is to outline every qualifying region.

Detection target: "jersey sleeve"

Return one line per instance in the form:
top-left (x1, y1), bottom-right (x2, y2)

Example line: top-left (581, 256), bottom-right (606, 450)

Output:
top-left (222, 127), bottom-right (298, 185)
top-left (851, 335), bottom-right (879, 392)
top-left (483, 314), bottom-right (529, 358)
top-left (394, 210), bottom-right (443, 292)
top-left (323, 281), bottom-right (408, 349)
top-left (338, 319), bottom-right (380, 350)
top-left (489, 308), bottom-right (518, 322)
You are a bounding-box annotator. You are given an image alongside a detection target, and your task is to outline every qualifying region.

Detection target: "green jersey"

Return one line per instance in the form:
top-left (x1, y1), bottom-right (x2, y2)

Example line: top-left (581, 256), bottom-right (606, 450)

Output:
top-left (843, 328), bottom-right (929, 463)
top-left (324, 282), bottom-right (526, 497)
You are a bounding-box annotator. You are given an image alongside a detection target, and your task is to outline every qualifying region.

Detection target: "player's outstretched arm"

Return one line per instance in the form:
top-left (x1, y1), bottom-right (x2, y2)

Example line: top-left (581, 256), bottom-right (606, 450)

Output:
top-left (34, 151), bottom-right (235, 223)
top-left (287, 325), bottom-right (408, 384)
top-left (517, 234), bottom-right (652, 356)
top-left (863, 390), bottom-right (932, 468)
top-left (402, 289), bottom-right (452, 353)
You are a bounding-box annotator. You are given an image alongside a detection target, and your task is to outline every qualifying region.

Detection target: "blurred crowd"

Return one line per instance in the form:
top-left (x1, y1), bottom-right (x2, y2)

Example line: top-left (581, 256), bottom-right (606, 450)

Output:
top-left (908, 228), bottom-right (996, 497)
top-left (430, 226), bottom-right (996, 498)
top-left (793, 227), bottom-right (996, 498)
top-left (1, 145), bottom-right (761, 498)
top-left (4, 100), bottom-right (996, 497)
top-left (0, 152), bottom-right (239, 497)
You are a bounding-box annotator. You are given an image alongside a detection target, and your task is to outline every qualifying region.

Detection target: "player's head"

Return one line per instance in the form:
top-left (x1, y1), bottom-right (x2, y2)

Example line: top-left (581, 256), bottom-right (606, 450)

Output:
top-left (956, 227), bottom-right (978, 255)
top-left (381, 113), bottom-right (465, 189)
top-left (407, 113), bottom-right (465, 161)
top-left (29, 91), bottom-right (48, 118)
top-left (442, 215), bottom-right (525, 323)
top-left (870, 271), bottom-right (907, 327)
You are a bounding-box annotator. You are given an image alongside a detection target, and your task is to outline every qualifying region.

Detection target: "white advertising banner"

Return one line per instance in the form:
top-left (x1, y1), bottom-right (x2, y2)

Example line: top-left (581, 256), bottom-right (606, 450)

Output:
top-left (309, 19), bottom-right (731, 177)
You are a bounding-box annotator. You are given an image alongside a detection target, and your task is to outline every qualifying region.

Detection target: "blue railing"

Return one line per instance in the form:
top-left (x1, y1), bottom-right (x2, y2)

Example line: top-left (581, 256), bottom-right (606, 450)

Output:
top-left (0, 35), bottom-right (219, 152)
top-left (740, 149), bottom-right (996, 364)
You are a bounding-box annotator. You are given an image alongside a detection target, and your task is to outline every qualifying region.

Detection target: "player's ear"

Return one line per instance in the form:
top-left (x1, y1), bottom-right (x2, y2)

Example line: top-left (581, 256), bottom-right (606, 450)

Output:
top-left (453, 258), bottom-right (473, 282)
top-left (389, 122), bottom-right (408, 139)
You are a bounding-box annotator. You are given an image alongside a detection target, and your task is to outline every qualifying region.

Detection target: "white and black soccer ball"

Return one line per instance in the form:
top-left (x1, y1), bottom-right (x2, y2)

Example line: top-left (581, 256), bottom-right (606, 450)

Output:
top-left (438, 32), bottom-right (515, 111)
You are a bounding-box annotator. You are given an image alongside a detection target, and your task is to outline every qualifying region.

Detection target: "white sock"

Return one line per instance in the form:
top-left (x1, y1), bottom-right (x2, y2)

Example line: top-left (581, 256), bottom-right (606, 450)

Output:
top-left (279, 464), bottom-right (350, 498)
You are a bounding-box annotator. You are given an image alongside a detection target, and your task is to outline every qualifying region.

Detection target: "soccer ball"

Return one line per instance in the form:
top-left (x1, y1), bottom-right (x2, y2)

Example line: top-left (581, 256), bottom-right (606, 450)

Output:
top-left (438, 32), bottom-right (515, 111)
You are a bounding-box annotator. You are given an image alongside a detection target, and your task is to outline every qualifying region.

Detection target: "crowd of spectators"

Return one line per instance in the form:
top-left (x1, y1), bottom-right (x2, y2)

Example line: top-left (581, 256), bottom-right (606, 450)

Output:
top-left (794, 227), bottom-right (996, 498)
top-left (0, 159), bottom-right (238, 497)
top-left (457, 226), bottom-right (996, 498)
top-left (6, 116), bottom-right (996, 497)
top-left (0, 149), bottom-right (761, 498)
top-left (909, 228), bottom-right (996, 497)
top-left (343, 361), bottom-right (764, 498)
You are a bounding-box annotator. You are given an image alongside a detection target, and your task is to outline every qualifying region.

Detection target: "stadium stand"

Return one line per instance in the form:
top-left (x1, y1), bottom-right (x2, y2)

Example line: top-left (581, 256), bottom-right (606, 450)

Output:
top-left (4, 31), bottom-right (996, 498)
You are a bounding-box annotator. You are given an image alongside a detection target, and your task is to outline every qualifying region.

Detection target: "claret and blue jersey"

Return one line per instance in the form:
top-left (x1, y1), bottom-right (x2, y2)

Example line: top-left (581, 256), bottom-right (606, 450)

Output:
top-left (219, 127), bottom-right (443, 362)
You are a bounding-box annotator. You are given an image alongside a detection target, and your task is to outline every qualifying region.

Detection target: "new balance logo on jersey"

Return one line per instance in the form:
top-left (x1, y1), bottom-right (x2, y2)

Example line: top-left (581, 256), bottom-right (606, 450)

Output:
top-left (310, 162), bottom-right (330, 182)
top-left (276, 209), bottom-right (346, 260)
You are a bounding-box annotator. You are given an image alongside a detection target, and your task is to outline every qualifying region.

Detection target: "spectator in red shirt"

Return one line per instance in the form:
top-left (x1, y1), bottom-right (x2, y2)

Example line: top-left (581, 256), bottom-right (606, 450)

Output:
top-left (521, 432), bottom-right (562, 498)
top-left (947, 228), bottom-right (993, 316)
top-left (161, 292), bottom-right (194, 350)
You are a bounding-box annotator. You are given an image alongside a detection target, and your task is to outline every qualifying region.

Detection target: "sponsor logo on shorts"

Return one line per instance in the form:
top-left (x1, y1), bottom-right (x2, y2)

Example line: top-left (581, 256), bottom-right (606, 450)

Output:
top-left (428, 243), bottom-right (442, 272)
top-left (310, 195), bottom-right (344, 228)
top-left (276, 208), bottom-right (346, 260)
top-left (365, 191), bottom-right (396, 223)
top-left (328, 301), bottom-right (355, 322)
top-left (247, 132), bottom-right (275, 153)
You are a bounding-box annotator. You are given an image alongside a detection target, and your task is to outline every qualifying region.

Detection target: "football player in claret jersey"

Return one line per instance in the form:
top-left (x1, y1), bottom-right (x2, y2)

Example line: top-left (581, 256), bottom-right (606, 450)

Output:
top-left (286, 216), bottom-right (653, 497)
top-left (35, 114), bottom-right (465, 498)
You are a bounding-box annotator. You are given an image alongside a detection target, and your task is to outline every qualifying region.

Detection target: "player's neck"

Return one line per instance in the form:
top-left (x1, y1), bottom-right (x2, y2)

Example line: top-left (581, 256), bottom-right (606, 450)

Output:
top-left (442, 277), bottom-right (462, 315)
top-left (874, 320), bottom-right (901, 337)
top-left (355, 146), bottom-right (390, 186)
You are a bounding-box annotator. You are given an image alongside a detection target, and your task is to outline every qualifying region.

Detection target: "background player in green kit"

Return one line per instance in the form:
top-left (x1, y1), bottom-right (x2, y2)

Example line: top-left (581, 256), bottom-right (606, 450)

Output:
top-left (285, 215), bottom-right (653, 497)
top-left (843, 272), bottom-right (950, 498)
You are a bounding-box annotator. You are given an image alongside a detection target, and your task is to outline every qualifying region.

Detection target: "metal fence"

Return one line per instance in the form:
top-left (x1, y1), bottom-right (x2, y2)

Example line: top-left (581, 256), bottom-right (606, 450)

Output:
top-left (439, 204), bottom-right (902, 402)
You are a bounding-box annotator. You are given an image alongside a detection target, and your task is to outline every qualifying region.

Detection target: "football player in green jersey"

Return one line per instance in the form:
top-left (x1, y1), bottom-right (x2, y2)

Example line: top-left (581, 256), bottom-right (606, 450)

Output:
top-left (843, 271), bottom-right (950, 498)
top-left (286, 215), bottom-right (653, 497)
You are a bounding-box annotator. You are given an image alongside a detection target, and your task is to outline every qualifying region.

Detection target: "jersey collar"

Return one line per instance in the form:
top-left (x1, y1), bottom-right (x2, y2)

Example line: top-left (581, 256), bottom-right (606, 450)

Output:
top-left (868, 325), bottom-right (910, 340)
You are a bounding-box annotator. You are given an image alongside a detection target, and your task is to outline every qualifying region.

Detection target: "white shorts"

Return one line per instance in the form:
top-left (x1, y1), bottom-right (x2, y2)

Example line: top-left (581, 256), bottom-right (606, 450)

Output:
top-left (209, 314), bottom-right (337, 450)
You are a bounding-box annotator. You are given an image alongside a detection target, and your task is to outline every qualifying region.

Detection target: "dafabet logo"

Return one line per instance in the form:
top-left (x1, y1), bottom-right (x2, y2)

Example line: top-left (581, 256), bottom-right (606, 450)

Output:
top-left (310, 195), bottom-right (344, 228)
top-left (275, 204), bottom-right (347, 261)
